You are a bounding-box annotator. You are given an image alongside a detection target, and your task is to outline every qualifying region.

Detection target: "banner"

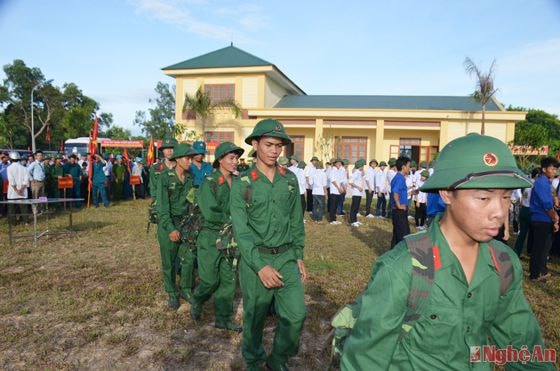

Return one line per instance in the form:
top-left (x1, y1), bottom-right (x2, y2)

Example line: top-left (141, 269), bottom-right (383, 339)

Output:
top-left (58, 177), bottom-right (73, 189)
top-left (509, 145), bottom-right (549, 156)
top-left (101, 140), bottom-right (144, 148)
top-left (129, 175), bottom-right (141, 185)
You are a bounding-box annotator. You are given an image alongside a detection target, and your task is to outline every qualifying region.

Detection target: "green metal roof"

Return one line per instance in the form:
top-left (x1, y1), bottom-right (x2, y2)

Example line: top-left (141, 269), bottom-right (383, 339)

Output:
top-left (162, 44), bottom-right (273, 70)
top-left (273, 95), bottom-right (501, 111)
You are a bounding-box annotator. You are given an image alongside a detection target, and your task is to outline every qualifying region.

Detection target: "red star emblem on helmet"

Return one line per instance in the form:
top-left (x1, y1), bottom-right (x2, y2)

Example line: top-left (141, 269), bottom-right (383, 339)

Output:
top-left (483, 152), bottom-right (498, 167)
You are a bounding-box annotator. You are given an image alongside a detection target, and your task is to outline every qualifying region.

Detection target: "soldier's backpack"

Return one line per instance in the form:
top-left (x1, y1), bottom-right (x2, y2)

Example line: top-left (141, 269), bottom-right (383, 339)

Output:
top-left (328, 231), bottom-right (514, 368)
top-left (180, 187), bottom-right (204, 250)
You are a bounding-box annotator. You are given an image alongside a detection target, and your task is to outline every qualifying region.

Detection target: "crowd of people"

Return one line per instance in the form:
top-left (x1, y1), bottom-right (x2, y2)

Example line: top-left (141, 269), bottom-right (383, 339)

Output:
top-left (1, 121), bottom-right (557, 369)
top-left (148, 120), bottom-right (556, 370)
top-left (0, 149), bottom-right (151, 223)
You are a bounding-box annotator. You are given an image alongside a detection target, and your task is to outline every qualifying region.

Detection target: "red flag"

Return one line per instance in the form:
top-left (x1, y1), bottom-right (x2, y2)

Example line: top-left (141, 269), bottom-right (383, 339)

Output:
top-left (557, 150), bottom-right (560, 160)
top-left (123, 148), bottom-right (131, 173)
top-left (60, 139), bottom-right (64, 154)
top-left (147, 135), bottom-right (155, 167)
top-left (88, 115), bottom-right (99, 194)
top-left (46, 125), bottom-right (51, 143)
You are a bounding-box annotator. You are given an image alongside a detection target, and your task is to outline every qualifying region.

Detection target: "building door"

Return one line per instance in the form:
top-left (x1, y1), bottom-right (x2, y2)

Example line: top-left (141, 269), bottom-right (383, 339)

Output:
top-left (399, 138), bottom-right (421, 164)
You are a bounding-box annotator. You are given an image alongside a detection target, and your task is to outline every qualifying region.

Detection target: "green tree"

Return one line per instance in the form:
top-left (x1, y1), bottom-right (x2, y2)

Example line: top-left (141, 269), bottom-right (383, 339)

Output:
top-left (104, 125), bottom-right (131, 140)
top-left (464, 57), bottom-right (498, 135)
top-left (134, 82), bottom-right (176, 139)
top-left (182, 86), bottom-right (241, 135)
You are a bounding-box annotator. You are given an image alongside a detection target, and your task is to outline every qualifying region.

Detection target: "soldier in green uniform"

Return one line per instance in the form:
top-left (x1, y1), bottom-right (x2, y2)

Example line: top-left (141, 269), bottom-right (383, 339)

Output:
top-left (155, 143), bottom-right (198, 310)
top-left (112, 155), bottom-right (126, 201)
top-left (50, 155), bottom-right (64, 200)
top-left (237, 157), bottom-right (249, 173)
top-left (190, 141), bottom-right (244, 332)
top-left (149, 136), bottom-right (177, 208)
top-left (341, 134), bottom-right (554, 370)
top-left (230, 119), bottom-right (307, 371)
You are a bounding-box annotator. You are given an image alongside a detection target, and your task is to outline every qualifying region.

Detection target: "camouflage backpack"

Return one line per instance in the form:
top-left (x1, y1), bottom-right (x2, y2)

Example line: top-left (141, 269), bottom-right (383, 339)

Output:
top-left (180, 187), bottom-right (204, 250)
top-left (328, 231), bottom-right (513, 368)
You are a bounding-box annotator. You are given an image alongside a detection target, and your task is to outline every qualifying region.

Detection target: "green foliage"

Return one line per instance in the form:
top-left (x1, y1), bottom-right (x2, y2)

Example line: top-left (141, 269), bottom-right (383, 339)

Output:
top-left (134, 82), bottom-right (176, 139)
top-left (182, 86), bottom-right (241, 133)
top-left (0, 59), bottom-right (111, 150)
top-left (104, 125), bottom-right (131, 140)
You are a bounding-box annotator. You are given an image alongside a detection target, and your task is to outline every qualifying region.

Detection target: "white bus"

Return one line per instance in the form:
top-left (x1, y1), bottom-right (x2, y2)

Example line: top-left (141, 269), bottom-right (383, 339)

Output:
top-left (64, 137), bottom-right (109, 157)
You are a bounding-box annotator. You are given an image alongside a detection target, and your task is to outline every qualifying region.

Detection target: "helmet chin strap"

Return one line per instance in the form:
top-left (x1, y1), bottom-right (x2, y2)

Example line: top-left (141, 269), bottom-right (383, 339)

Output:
top-left (448, 170), bottom-right (527, 190)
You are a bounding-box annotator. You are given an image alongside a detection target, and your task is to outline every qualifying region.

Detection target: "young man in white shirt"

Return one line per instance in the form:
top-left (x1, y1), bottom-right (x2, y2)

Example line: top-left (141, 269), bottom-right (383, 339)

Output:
top-left (328, 159), bottom-right (345, 225)
top-left (374, 161), bottom-right (388, 218)
top-left (288, 156), bottom-right (307, 217)
top-left (311, 161), bottom-right (328, 222)
top-left (364, 160), bottom-right (377, 218)
top-left (349, 160), bottom-right (366, 227)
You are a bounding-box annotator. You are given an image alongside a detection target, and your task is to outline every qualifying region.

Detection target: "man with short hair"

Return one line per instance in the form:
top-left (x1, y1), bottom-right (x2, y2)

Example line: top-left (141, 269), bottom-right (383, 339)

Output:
top-left (63, 154), bottom-right (82, 207)
top-left (328, 159), bottom-right (345, 225)
top-left (349, 159), bottom-right (366, 227)
top-left (6, 152), bottom-right (30, 224)
top-left (529, 157), bottom-right (559, 282)
top-left (28, 150), bottom-right (45, 199)
top-left (305, 156), bottom-right (319, 213)
top-left (341, 134), bottom-right (554, 370)
top-left (91, 154), bottom-right (110, 208)
top-left (230, 119), bottom-right (306, 371)
top-left (390, 156), bottom-right (411, 247)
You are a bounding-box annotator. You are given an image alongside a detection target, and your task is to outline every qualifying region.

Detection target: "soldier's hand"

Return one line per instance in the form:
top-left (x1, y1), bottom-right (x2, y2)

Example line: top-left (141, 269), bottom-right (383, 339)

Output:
top-left (297, 259), bottom-right (307, 282)
top-left (258, 265), bottom-right (284, 288)
top-left (169, 230), bottom-right (181, 242)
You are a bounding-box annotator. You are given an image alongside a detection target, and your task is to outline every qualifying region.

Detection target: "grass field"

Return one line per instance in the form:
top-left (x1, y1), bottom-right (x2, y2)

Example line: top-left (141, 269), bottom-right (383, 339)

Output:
top-left (0, 199), bottom-right (558, 370)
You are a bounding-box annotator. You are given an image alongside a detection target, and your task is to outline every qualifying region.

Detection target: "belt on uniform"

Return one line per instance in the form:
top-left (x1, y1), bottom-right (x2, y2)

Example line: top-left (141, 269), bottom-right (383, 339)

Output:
top-left (257, 243), bottom-right (292, 255)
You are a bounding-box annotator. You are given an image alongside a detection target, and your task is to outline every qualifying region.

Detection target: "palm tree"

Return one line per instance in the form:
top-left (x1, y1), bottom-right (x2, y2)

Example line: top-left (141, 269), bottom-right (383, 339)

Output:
top-left (463, 57), bottom-right (498, 135)
top-left (182, 86), bottom-right (241, 137)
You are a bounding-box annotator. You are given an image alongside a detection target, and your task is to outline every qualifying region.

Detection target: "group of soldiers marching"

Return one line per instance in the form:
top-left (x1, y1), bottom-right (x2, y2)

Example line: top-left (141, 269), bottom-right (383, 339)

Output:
top-left (149, 120), bottom-right (306, 371)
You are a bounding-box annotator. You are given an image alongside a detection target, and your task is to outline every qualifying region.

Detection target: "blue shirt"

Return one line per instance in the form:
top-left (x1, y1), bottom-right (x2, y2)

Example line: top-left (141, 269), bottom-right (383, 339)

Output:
top-left (189, 161), bottom-right (213, 187)
top-left (427, 192), bottom-right (446, 217)
top-left (28, 160), bottom-right (45, 181)
top-left (92, 161), bottom-right (107, 184)
top-left (0, 162), bottom-right (8, 181)
top-left (390, 172), bottom-right (408, 208)
top-left (530, 174), bottom-right (554, 223)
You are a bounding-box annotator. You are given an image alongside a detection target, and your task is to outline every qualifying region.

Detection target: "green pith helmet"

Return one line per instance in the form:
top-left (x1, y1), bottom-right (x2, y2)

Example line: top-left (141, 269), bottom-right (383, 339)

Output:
top-left (421, 170), bottom-right (430, 178)
top-left (388, 158), bottom-right (397, 166)
top-left (213, 141), bottom-right (245, 168)
top-left (420, 133), bottom-right (531, 192)
top-left (410, 160), bottom-right (417, 168)
top-left (379, 161), bottom-right (387, 167)
top-left (244, 119), bottom-right (292, 145)
top-left (277, 156), bottom-right (289, 166)
top-left (355, 159), bottom-right (366, 168)
top-left (171, 143), bottom-right (198, 160)
top-left (310, 156), bottom-right (319, 162)
top-left (298, 161), bottom-right (306, 169)
top-left (419, 161), bottom-right (428, 168)
top-left (342, 159), bottom-right (349, 165)
top-left (289, 155), bottom-right (299, 162)
top-left (160, 136), bottom-right (178, 149)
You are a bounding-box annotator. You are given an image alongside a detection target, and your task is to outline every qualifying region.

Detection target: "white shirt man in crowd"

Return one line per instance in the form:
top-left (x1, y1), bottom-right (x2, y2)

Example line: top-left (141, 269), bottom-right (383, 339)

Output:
top-left (364, 160), bottom-right (377, 218)
top-left (288, 156), bottom-right (307, 217)
top-left (374, 161), bottom-right (388, 217)
top-left (328, 159), bottom-right (346, 225)
top-left (27, 150), bottom-right (45, 199)
top-left (7, 152), bottom-right (30, 225)
top-left (311, 161), bottom-right (328, 223)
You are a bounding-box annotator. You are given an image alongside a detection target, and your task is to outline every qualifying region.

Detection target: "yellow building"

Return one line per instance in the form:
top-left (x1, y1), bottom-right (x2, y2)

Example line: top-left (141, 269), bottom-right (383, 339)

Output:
top-left (163, 44), bottom-right (526, 164)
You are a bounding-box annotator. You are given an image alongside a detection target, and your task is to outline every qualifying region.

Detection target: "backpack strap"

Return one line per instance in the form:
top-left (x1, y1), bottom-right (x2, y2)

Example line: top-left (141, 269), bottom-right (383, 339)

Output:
top-left (400, 232), bottom-right (437, 340)
top-left (488, 243), bottom-right (514, 296)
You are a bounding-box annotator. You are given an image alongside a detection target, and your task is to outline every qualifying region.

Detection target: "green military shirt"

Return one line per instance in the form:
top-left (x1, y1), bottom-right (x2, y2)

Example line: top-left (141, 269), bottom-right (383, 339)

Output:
top-left (149, 162), bottom-right (174, 202)
top-left (155, 169), bottom-right (193, 236)
top-left (113, 163), bottom-right (126, 182)
top-left (50, 164), bottom-right (63, 184)
top-left (341, 215), bottom-right (553, 371)
top-left (230, 164), bottom-right (305, 273)
top-left (198, 170), bottom-right (230, 230)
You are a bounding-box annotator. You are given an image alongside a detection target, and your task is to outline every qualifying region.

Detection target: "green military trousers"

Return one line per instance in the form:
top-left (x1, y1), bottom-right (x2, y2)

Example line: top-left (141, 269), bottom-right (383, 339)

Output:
top-left (157, 224), bottom-right (196, 299)
top-left (192, 229), bottom-right (237, 323)
top-left (239, 248), bottom-right (306, 368)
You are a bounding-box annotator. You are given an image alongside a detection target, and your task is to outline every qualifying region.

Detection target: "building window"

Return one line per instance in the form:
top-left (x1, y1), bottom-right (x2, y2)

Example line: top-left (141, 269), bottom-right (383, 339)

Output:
top-left (391, 141), bottom-right (438, 164)
top-left (283, 135), bottom-right (304, 160)
top-left (335, 137), bottom-right (367, 163)
top-left (204, 131), bottom-right (234, 155)
top-left (204, 84), bottom-right (235, 104)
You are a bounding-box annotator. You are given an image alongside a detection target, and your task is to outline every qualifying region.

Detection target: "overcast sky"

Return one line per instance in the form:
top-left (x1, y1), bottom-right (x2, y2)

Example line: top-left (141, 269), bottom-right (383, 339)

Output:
top-left (2, 0), bottom-right (559, 135)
